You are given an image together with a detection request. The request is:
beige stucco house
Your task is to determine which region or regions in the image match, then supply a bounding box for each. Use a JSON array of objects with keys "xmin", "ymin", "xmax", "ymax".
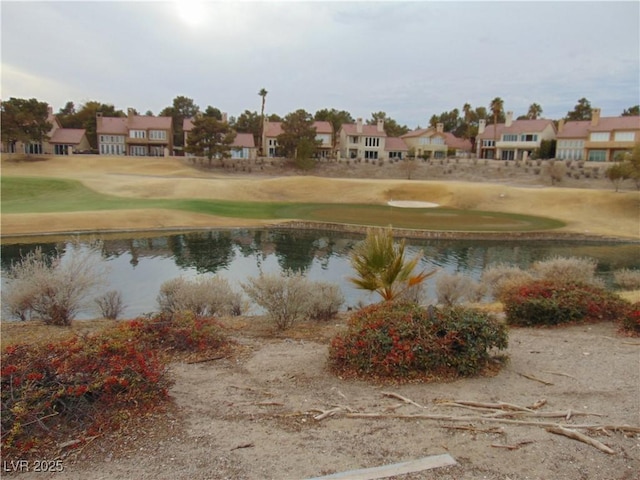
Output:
[
  {"xmin": 97, "ymin": 109, "xmax": 173, "ymax": 156},
  {"xmin": 476, "ymin": 112, "xmax": 556, "ymax": 160},
  {"xmin": 556, "ymin": 109, "xmax": 640, "ymax": 162},
  {"xmin": 262, "ymin": 119, "xmax": 334, "ymax": 158},
  {"xmin": 401, "ymin": 123, "xmax": 472, "ymax": 158},
  {"xmin": 183, "ymin": 115, "xmax": 257, "ymax": 160}
]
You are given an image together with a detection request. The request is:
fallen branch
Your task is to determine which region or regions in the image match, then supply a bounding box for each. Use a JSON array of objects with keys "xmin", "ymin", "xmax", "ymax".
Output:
[
  {"xmin": 382, "ymin": 391, "xmax": 426, "ymax": 409},
  {"xmin": 491, "ymin": 440, "xmax": 533, "ymax": 450},
  {"xmin": 187, "ymin": 355, "xmax": 227, "ymax": 364},
  {"xmin": 546, "ymin": 426, "xmax": 615, "ymax": 454},
  {"xmin": 517, "ymin": 372, "xmax": 554, "ymax": 385},
  {"xmin": 442, "ymin": 425, "xmax": 504, "ymax": 435},
  {"xmin": 542, "ymin": 370, "xmax": 577, "ymax": 380},
  {"xmin": 230, "ymin": 442, "xmax": 254, "ymax": 451},
  {"xmin": 439, "ymin": 400, "xmax": 534, "ymax": 413}
]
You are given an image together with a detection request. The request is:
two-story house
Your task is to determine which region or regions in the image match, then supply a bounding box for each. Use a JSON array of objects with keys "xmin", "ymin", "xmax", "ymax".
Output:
[
  {"xmin": 401, "ymin": 123, "xmax": 472, "ymax": 159},
  {"xmin": 477, "ymin": 112, "xmax": 556, "ymax": 160},
  {"xmin": 337, "ymin": 118, "xmax": 387, "ymax": 161},
  {"xmin": 183, "ymin": 115, "xmax": 257, "ymax": 160},
  {"xmin": 97, "ymin": 109, "xmax": 173, "ymax": 156},
  {"xmin": 262, "ymin": 119, "xmax": 334, "ymax": 158},
  {"xmin": 556, "ymin": 109, "xmax": 640, "ymax": 162}
]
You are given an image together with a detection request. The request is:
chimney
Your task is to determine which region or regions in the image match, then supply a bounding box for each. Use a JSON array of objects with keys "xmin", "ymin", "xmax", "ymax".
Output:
[
  {"xmin": 478, "ymin": 119, "xmax": 486, "ymax": 135},
  {"xmin": 222, "ymin": 112, "xmax": 228, "ymax": 123},
  {"xmin": 377, "ymin": 118, "xmax": 384, "ymax": 133},
  {"xmin": 591, "ymin": 108, "xmax": 601, "ymax": 127},
  {"xmin": 436, "ymin": 122, "xmax": 444, "ymax": 133},
  {"xmin": 505, "ymin": 111, "xmax": 513, "ymax": 127},
  {"xmin": 47, "ymin": 105, "xmax": 53, "ymax": 116},
  {"xmin": 356, "ymin": 118, "xmax": 363, "ymax": 134},
  {"xmin": 127, "ymin": 108, "xmax": 134, "ymax": 120},
  {"xmin": 558, "ymin": 118, "xmax": 565, "ymax": 134}
]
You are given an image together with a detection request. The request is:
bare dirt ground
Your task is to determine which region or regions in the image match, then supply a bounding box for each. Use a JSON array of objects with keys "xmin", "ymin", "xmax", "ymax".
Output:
[
  {"xmin": 1, "ymin": 155, "xmax": 639, "ymax": 240},
  {"xmin": 2, "ymin": 155, "xmax": 639, "ymax": 479},
  {"xmin": 8, "ymin": 318, "xmax": 640, "ymax": 480}
]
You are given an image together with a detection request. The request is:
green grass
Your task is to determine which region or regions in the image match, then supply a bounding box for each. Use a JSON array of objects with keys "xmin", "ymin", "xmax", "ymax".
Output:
[{"xmin": 1, "ymin": 176, "xmax": 565, "ymax": 232}]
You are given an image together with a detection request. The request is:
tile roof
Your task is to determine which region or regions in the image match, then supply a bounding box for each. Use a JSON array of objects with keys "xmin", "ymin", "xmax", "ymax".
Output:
[
  {"xmin": 401, "ymin": 127, "xmax": 430, "ymax": 139},
  {"xmin": 341, "ymin": 123, "xmax": 387, "ymax": 137},
  {"xmin": 478, "ymin": 119, "xmax": 554, "ymax": 139},
  {"xmin": 97, "ymin": 116, "xmax": 128, "ymax": 135},
  {"xmin": 384, "ymin": 137, "xmax": 408, "ymax": 152},
  {"xmin": 313, "ymin": 121, "xmax": 333, "ymax": 134},
  {"xmin": 233, "ymin": 132, "xmax": 255, "ymax": 149},
  {"xmin": 264, "ymin": 121, "xmax": 283, "ymax": 137},
  {"xmin": 49, "ymin": 128, "xmax": 87, "ymax": 144},
  {"xmin": 589, "ymin": 116, "xmax": 640, "ymax": 131},
  {"xmin": 443, "ymin": 132, "xmax": 472, "ymax": 151},
  {"xmin": 128, "ymin": 115, "xmax": 172, "ymax": 130}
]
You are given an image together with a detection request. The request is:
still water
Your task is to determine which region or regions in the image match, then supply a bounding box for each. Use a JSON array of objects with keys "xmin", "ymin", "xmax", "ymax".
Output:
[{"xmin": 1, "ymin": 228, "xmax": 638, "ymax": 320}]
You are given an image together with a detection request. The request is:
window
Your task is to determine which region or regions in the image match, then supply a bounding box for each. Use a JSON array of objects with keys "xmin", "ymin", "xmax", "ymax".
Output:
[
  {"xmin": 364, "ymin": 150, "xmax": 378, "ymax": 159},
  {"xmin": 130, "ymin": 130, "xmax": 146, "ymax": 139},
  {"xmin": 503, "ymin": 134, "xmax": 518, "ymax": 141},
  {"xmin": 419, "ymin": 138, "xmax": 430, "ymax": 145},
  {"xmin": 149, "ymin": 130, "xmax": 166, "ymax": 140},
  {"xmin": 482, "ymin": 140, "xmax": 495, "ymax": 147},
  {"xmin": 590, "ymin": 132, "xmax": 609, "ymax": 142},
  {"xmin": 130, "ymin": 146, "xmax": 147, "ymax": 156},
  {"xmin": 614, "ymin": 131, "xmax": 635, "ymax": 142},
  {"xmin": 501, "ymin": 150, "xmax": 515, "ymax": 160},
  {"xmin": 520, "ymin": 134, "xmax": 538, "ymax": 142},
  {"xmin": 431, "ymin": 137, "xmax": 444, "ymax": 145},
  {"xmin": 349, "ymin": 136, "xmax": 359, "ymax": 144},
  {"xmin": 588, "ymin": 150, "xmax": 606, "ymax": 162},
  {"xmin": 364, "ymin": 137, "xmax": 380, "ymax": 147}
]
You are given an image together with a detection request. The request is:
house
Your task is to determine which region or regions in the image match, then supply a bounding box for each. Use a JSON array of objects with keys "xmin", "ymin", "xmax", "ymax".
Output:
[
  {"xmin": 2, "ymin": 106, "xmax": 90, "ymax": 155},
  {"xmin": 476, "ymin": 112, "xmax": 556, "ymax": 160},
  {"xmin": 262, "ymin": 119, "xmax": 334, "ymax": 158},
  {"xmin": 183, "ymin": 115, "xmax": 257, "ymax": 160},
  {"xmin": 337, "ymin": 118, "xmax": 387, "ymax": 161},
  {"xmin": 385, "ymin": 137, "xmax": 409, "ymax": 160},
  {"xmin": 97, "ymin": 109, "xmax": 173, "ymax": 156},
  {"xmin": 401, "ymin": 123, "xmax": 472, "ymax": 159},
  {"xmin": 556, "ymin": 109, "xmax": 640, "ymax": 162}
]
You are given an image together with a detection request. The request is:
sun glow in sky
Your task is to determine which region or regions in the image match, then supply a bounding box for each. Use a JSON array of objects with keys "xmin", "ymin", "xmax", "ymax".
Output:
[{"xmin": 175, "ymin": 1, "xmax": 208, "ymax": 27}]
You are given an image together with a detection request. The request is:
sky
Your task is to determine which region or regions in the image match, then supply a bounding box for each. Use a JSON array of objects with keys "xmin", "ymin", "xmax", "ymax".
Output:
[{"xmin": 1, "ymin": 0, "xmax": 639, "ymax": 128}]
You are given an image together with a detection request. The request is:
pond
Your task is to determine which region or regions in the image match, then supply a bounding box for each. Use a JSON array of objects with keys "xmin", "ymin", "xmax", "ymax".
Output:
[{"xmin": 1, "ymin": 228, "xmax": 639, "ymax": 320}]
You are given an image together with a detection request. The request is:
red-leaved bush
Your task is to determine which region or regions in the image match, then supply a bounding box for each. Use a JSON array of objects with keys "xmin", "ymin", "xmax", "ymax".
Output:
[{"xmin": 1, "ymin": 312, "xmax": 230, "ymax": 461}]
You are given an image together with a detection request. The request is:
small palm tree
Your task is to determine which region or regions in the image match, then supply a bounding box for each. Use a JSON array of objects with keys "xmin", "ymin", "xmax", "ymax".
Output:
[
  {"xmin": 490, "ymin": 97, "xmax": 503, "ymax": 159},
  {"xmin": 527, "ymin": 103, "xmax": 543, "ymax": 120},
  {"xmin": 348, "ymin": 227, "xmax": 435, "ymax": 302}
]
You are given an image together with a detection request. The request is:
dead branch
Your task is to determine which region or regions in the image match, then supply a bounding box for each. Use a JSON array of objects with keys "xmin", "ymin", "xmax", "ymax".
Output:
[
  {"xmin": 442, "ymin": 425, "xmax": 504, "ymax": 435},
  {"xmin": 187, "ymin": 355, "xmax": 227, "ymax": 364},
  {"xmin": 382, "ymin": 391, "xmax": 426, "ymax": 409},
  {"xmin": 546, "ymin": 426, "xmax": 615, "ymax": 454},
  {"xmin": 491, "ymin": 441, "xmax": 533, "ymax": 450},
  {"xmin": 230, "ymin": 442, "xmax": 254, "ymax": 451},
  {"xmin": 517, "ymin": 372, "xmax": 554, "ymax": 385},
  {"xmin": 542, "ymin": 370, "xmax": 577, "ymax": 380},
  {"xmin": 529, "ymin": 398, "xmax": 547, "ymax": 410},
  {"xmin": 314, "ymin": 407, "xmax": 347, "ymax": 421},
  {"xmin": 439, "ymin": 400, "xmax": 534, "ymax": 412}
]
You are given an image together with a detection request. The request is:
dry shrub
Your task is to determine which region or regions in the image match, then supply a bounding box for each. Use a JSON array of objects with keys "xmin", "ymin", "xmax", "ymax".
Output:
[
  {"xmin": 435, "ymin": 272, "xmax": 485, "ymax": 306},
  {"xmin": 531, "ymin": 256, "xmax": 602, "ymax": 287},
  {"xmin": 305, "ymin": 282, "xmax": 345, "ymax": 321},
  {"xmin": 158, "ymin": 276, "xmax": 245, "ymax": 317},
  {"xmin": 613, "ymin": 269, "xmax": 640, "ymax": 291},
  {"xmin": 481, "ymin": 263, "xmax": 534, "ymax": 301},
  {"xmin": 95, "ymin": 290, "xmax": 125, "ymax": 320}
]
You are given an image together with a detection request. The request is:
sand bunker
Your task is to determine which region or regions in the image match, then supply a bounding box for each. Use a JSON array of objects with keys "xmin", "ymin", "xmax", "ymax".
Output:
[{"xmin": 387, "ymin": 200, "xmax": 440, "ymax": 208}]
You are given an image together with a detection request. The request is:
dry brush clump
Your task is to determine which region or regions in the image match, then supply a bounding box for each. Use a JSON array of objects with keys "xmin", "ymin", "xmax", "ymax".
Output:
[
  {"xmin": 157, "ymin": 275, "xmax": 246, "ymax": 317},
  {"xmin": 613, "ymin": 268, "xmax": 640, "ymax": 291},
  {"xmin": 435, "ymin": 272, "xmax": 486, "ymax": 306},
  {"xmin": 1, "ymin": 242, "xmax": 108, "ymax": 325}
]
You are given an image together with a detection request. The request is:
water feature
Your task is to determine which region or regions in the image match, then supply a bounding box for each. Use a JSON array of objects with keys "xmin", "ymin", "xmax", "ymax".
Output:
[{"xmin": 1, "ymin": 228, "xmax": 638, "ymax": 320}]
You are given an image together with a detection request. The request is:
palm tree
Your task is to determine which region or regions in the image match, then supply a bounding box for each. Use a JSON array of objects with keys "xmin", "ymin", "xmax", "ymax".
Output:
[
  {"xmin": 490, "ymin": 97, "xmax": 504, "ymax": 159},
  {"xmin": 258, "ymin": 88, "xmax": 268, "ymax": 156},
  {"xmin": 462, "ymin": 102, "xmax": 472, "ymax": 139},
  {"xmin": 348, "ymin": 227, "xmax": 436, "ymax": 302},
  {"xmin": 527, "ymin": 103, "xmax": 543, "ymax": 120}
]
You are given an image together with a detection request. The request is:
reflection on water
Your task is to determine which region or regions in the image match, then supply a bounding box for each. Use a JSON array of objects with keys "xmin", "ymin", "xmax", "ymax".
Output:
[{"xmin": 2, "ymin": 229, "xmax": 639, "ymax": 320}]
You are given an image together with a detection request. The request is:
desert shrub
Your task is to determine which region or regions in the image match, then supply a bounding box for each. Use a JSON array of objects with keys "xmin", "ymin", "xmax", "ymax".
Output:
[
  {"xmin": 241, "ymin": 270, "xmax": 312, "ymax": 329},
  {"xmin": 95, "ymin": 290, "xmax": 125, "ymax": 320},
  {"xmin": 157, "ymin": 275, "xmax": 245, "ymax": 317},
  {"xmin": 531, "ymin": 256, "xmax": 601, "ymax": 287},
  {"xmin": 620, "ymin": 302, "xmax": 640, "ymax": 336},
  {"xmin": 481, "ymin": 264, "xmax": 534, "ymax": 301},
  {"xmin": 329, "ymin": 302, "xmax": 508, "ymax": 380},
  {"xmin": 1, "ymin": 312, "xmax": 229, "ymax": 461},
  {"xmin": 613, "ymin": 268, "xmax": 640, "ymax": 290},
  {"xmin": 305, "ymin": 282, "xmax": 345, "ymax": 321},
  {"xmin": 1, "ymin": 243, "xmax": 107, "ymax": 325},
  {"xmin": 502, "ymin": 280, "xmax": 631, "ymax": 327},
  {"xmin": 435, "ymin": 272, "xmax": 484, "ymax": 306}
]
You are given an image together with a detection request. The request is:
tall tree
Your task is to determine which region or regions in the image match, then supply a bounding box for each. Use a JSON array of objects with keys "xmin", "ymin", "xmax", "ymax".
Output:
[
  {"xmin": 1, "ymin": 97, "xmax": 52, "ymax": 152},
  {"xmin": 489, "ymin": 97, "xmax": 504, "ymax": 159},
  {"xmin": 203, "ymin": 106, "xmax": 222, "ymax": 120},
  {"xmin": 258, "ymin": 88, "xmax": 268, "ymax": 156},
  {"xmin": 185, "ymin": 116, "xmax": 236, "ymax": 166},
  {"xmin": 366, "ymin": 111, "xmax": 409, "ymax": 137},
  {"xmin": 565, "ymin": 97, "xmax": 592, "ymax": 121},
  {"xmin": 160, "ymin": 95, "xmax": 200, "ymax": 150},
  {"xmin": 231, "ymin": 110, "xmax": 262, "ymax": 147},
  {"xmin": 621, "ymin": 105, "xmax": 640, "ymax": 116},
  {"xmin": 278, "ymin": 109, "xmax": 319, "ymax": 169},
  {"xmin": 527, "ymin": 103, "xmax": 543, "ymax": 119}
]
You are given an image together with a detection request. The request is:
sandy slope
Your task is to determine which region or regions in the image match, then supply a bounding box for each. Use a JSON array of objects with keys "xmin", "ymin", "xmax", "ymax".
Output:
[{"xmin": 2, "ymin": 155, "xmax": 639, "ymax": 239}]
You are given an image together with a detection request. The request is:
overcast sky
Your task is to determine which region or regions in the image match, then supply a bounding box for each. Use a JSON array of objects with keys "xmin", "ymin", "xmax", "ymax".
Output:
[{"xmin": 2, "ymin": 1, "xmax": 639, "ymax": 128}]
